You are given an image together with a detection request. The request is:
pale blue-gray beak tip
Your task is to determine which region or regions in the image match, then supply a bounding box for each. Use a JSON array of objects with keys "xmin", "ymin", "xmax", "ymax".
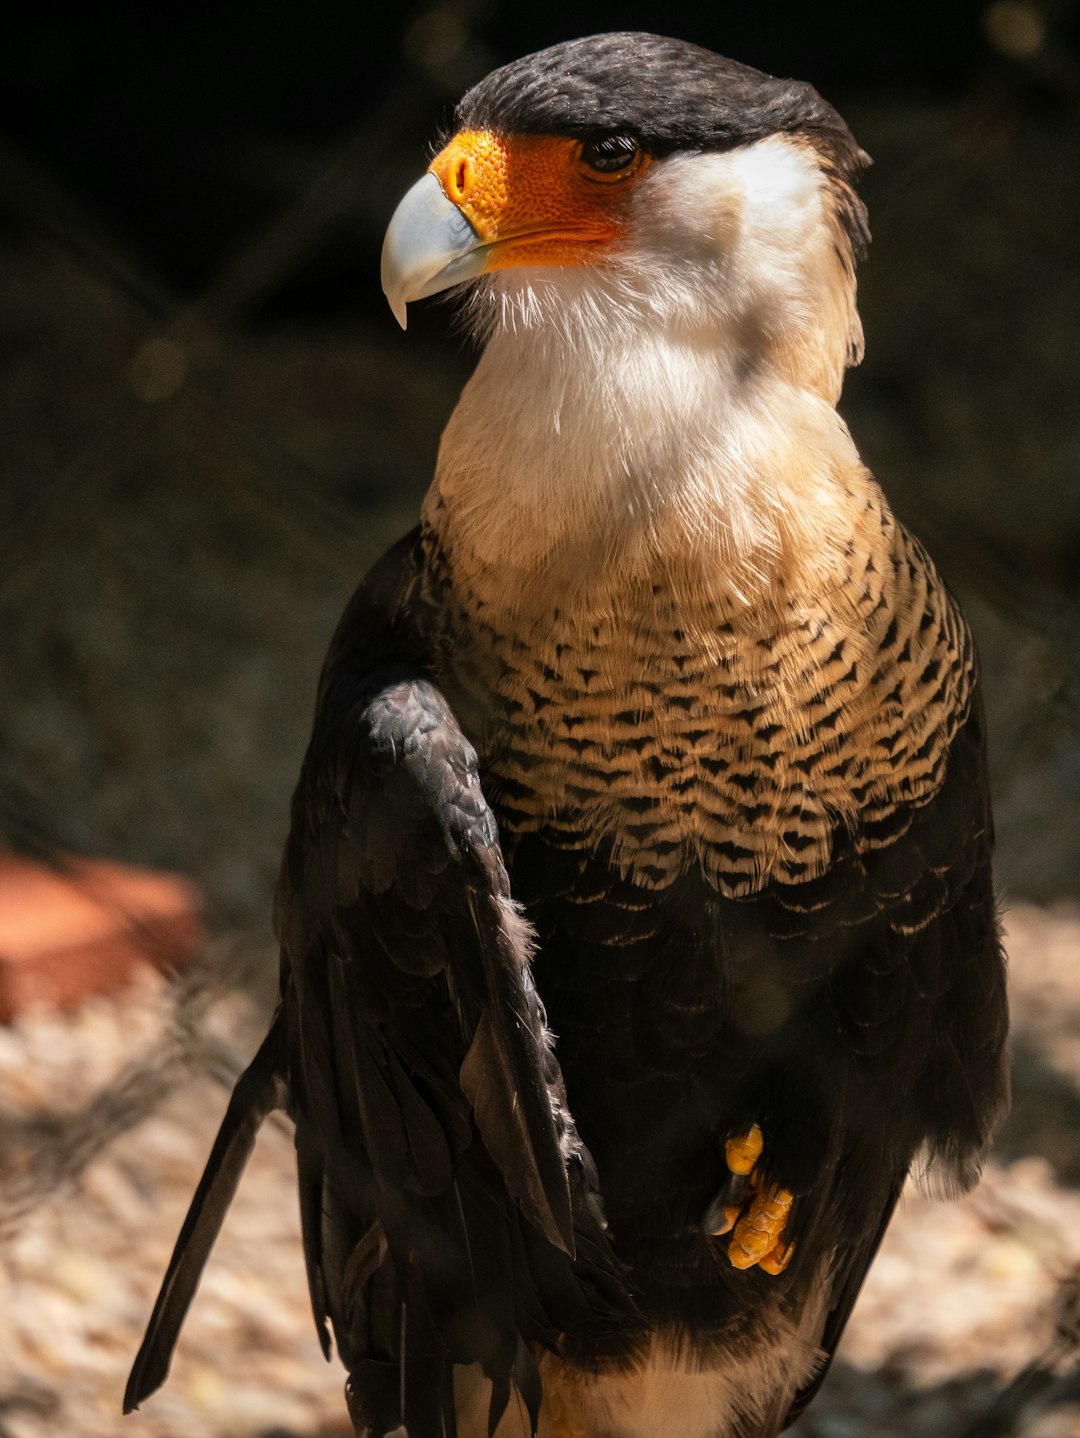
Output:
[{"xmin": 380, "ymin": 172, "xmax": 487, "ymax": 331}]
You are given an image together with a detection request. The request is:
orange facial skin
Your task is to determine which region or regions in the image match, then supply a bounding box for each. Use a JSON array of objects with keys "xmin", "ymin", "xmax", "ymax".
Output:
[{"xmin": 427, "ymin": 129, "xmax": 650, "ymax": 271}]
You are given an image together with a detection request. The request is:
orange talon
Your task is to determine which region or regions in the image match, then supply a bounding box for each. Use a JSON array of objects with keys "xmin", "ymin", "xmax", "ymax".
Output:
[
  {"xmin": 725, "ymin": 1124, "xmax": 764, "ymax": 1176},
  {"xmin": 759, "ymin": 1240, "xmax": 796, "ymax": 1276},
  {"xmin": 712, "ymin": 1123, "xmax": 798, "ymax": 1273},
  {"xmin": 728, "ymin": 1186, "xmax": 794, "ymax": 1270}
]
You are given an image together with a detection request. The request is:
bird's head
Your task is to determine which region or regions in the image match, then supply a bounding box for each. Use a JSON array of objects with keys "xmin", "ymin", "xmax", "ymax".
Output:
[{"xmin": 382, "ymin": 33, "xmax": 870, "ymax": 401}]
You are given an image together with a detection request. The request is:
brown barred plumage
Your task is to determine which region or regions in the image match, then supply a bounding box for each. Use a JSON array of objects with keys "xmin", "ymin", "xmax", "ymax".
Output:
[{"xmin": 418, "ymin": 483, "xmax": 975, "ymax": 900}]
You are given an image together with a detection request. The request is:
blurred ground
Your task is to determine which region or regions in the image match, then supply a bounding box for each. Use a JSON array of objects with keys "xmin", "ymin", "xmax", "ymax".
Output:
[{"xmin": 1, "ymin": 19, "xmax": 1079, "ymax": 1438}]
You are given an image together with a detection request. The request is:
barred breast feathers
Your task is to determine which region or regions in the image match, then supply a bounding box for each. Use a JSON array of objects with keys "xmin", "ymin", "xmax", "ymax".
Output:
[{"xmin": 419, "ymin": 509, "xmax": 974, "ymax": 896}]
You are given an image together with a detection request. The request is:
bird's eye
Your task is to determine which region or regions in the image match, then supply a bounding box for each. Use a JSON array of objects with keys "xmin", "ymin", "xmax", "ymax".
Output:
[{"xmin": 580, "ymin": 134, "xmax": 640, "ymax": 176}]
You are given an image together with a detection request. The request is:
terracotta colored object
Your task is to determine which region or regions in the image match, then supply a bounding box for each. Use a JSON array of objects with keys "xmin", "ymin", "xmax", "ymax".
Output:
[{"xmin": 0, "ymin": 851, "xmax": 202, "ymax": 1021}]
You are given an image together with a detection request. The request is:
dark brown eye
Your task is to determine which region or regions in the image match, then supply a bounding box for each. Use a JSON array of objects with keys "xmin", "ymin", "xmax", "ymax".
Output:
[{"xmin": 581, "ymin": 134, "xmax": 640, "ymax": 174}]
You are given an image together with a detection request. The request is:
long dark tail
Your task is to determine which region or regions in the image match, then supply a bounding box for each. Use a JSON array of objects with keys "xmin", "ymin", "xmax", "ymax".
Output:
[{"xmin": 124, "ymin": 1013, "xmax": 286, "ymax": 1414}]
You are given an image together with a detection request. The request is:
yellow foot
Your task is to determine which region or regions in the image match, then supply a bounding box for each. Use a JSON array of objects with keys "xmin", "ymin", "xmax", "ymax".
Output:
[
  {"xmin": 725, "ymin": 1124, "xmax": 764, "ymax": 1176},
  {"xmin": 728, "ymin": 1186, "xmax": 794, "ymax": 1270},
  {"xmin": 706, "ymin": 1124, "xmax": 761, "ymax": 1236},
  {"xmin": 709, "ymin": 1124, "xmax": 796, "ymax": 1275}
]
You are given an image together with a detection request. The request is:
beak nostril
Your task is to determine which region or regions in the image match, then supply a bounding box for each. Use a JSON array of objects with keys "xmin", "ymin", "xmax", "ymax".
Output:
[{"xmin": 453, "ymin": 158, "xmax": 470, "ymax": 201}]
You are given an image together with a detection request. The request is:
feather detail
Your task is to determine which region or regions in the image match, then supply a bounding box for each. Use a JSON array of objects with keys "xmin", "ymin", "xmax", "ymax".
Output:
[{"xmin": 460, "ymin": 887, "xmax": 574, "ymax": 1255}]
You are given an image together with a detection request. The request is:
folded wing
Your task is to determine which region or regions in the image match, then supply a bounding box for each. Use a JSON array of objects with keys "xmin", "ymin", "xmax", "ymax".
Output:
[{"xmin": 127, "ymin": 555, "xmax": 637, "ymax": 1435}]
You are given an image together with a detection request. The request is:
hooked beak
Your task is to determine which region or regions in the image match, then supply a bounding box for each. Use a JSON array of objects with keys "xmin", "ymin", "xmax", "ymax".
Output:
[{"xmin": 380, "ymin": 173, "xmax": 488, "ymax": 330}]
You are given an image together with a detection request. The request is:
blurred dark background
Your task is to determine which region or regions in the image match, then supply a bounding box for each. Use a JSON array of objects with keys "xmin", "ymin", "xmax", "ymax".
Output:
[{"xmin": 2, "ymin": 5, "xmax": 1080, "ymax": 1437}]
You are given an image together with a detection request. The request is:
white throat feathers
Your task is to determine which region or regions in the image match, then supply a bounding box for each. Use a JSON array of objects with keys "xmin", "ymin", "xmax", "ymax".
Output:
[{"xmin": 424, "ymin": 134, "xmax": 871, "ymax": 613}]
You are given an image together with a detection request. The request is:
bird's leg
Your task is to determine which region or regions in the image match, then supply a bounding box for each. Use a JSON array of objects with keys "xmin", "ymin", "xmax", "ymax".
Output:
[{"xmin": 705, "ymin": 1124, "xmax": 796, "ymax": 1275}]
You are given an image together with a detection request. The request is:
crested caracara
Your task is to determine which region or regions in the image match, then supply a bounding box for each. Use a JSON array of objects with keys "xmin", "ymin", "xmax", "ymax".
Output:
[{"xmin": 127, "ymin": 32, "xmax": 1009, "ymax": 1438}]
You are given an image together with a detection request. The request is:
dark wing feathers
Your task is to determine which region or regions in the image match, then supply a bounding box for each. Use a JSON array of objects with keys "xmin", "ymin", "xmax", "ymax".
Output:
[
  {"xmin": 289, "ymin": 664, "xmax": 575, "ymax": 1233},
  {"xmin": 770, "ymin": 698, "xmax": 1007, "ymax": 1423},
  {"xmin": 127, "ymin": 538, "xmax": 637, "ymax": 1436},
  {"xmin": 278, "ymin": 661, "xmax": 635, "ymax": 1434},
  {"xmin": 459, "ymin": 875, "xmax": 576, "ymax": 1252},
  {"xmin": 295, "ymin": 1126, "xmax": 332, "ymax": 1358}
]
